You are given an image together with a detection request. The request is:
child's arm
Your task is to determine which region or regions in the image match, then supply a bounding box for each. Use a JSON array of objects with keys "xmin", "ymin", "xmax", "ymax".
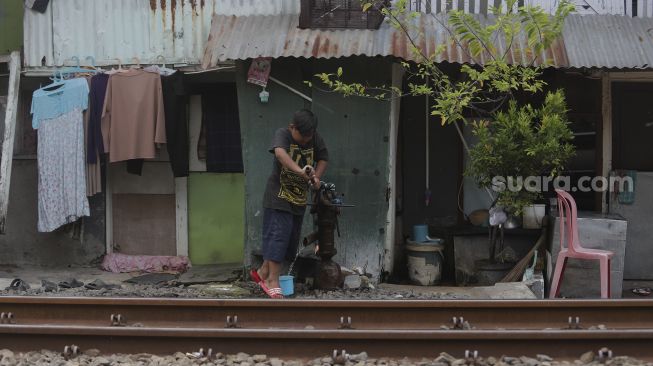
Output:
[{"xmin": 274, "ymin": 147, "xmax": 310, "ymax": 180}]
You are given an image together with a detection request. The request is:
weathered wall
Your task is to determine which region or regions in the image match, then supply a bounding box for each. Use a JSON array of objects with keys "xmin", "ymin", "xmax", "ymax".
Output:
[
  {"xmin": 236, "ymin": 57, "xmax": 392, "ymax": 278},
  {"xmin": 0, "ymin": 0, "xmax": 23, "ymax": 54},
  {"xmin": 0, "ymin": 160, "xmax": 105, "ymax": 267},
  {"xmin": 611, "ymin": 172, "xmax": 653, "ymax": 280}
]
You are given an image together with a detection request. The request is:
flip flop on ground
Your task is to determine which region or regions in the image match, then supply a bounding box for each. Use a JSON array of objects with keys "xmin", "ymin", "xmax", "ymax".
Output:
[
  {"xmin": 5, "ymin": 278, "xmax": 30, "ymax": 291},
  {"xmin": 58, "ymin": 278, "xmax": 84, "ymax": 289},
  {"xmin": 84, "ymin": 279, "xmax": 121, "ymax": 290},
  {"xmin": 632, "ymin": 287, "xmax": 652, "ymax": 296},
  {"xmin": 40, "ymin": 280, "xmax": 57, "ymax": 292}
]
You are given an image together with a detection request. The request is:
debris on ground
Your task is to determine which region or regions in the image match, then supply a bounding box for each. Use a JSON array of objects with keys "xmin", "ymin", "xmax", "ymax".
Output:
[{"xmin": 0, "ymin": 349, "xmax": 651, "ymax": 366}]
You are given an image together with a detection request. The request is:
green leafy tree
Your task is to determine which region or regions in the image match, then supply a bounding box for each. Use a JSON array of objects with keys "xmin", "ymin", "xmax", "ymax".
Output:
[{"xmin": 313, "ymin": 0, "xmax": 576, "ymax": 213}]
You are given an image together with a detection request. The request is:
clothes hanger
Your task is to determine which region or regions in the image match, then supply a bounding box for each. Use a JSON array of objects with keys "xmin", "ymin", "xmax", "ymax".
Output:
[
  {"xmin": 130, "ymin": 57, "xmax": 141, "ymax": 69},
  {"xmin": 155, "ymin": 54, "xmax": 176, "ymax": 75},
  {"xmin": 58, "ymin": 56, "xmax": 98, "ymax": 78},
  {"xmin": 106, "ymin": 58, "xmax": 127, "ymax": 74}
]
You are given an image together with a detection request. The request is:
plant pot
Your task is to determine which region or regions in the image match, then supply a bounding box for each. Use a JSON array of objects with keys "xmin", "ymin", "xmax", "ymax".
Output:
[{"xmin": 522, "ymin": 204, "xmax": 545, "ymax": 229}]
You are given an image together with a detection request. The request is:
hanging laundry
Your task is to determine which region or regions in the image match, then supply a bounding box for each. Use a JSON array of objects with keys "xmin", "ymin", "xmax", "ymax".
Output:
[
  {"xmin": 101, "ymin": 69, "xmax": 166, "ymax": 163},
  {"xmin": 83, "ymin": 77, "xmax": 102, "ymax": 196},
  {"xmin": 162, "ymin": 71, "xmax": 189, "ymax": 177},
  {"xmin": 88, "ymin": 73, "xmax": 108, "ymax": 164},
  {"xmin": 31, "ymin": 78, "xmax": 90, "ymax": 232}
]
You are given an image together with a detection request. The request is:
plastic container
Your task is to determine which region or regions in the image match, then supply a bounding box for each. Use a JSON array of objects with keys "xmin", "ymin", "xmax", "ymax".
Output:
[
  {"xmin": 412, "ymin": 224, "xmax": 429, "ymax": 242},
  {"xmin": 279, "ymin": 275, "xmax": 294, "ymax": 296},
  {"xmin": 523, "ymin": 204, "xmax": 546, "ymax": 229},
  {"xmin": 406, "ymin": 239, "xmax": 444, "ymax": 286}
]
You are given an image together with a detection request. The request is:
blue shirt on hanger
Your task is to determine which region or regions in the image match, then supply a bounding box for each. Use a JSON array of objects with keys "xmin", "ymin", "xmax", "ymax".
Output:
[{"xmin": 31, "ymin": 78, "xmax": 89, "ymax": 129}]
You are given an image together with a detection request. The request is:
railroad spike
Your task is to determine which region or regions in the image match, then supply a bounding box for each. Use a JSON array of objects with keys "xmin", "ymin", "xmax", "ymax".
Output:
[
  {"xmin": 0, "ymin": 312, "xmax": 14, "ymax": 324},
  {"xmin": 225, "ymin": 315, "xmax": 240, "ymax": 328},
  {"xmin": 110, "ymin": 313, "xmax": 126, "ymax": 326},
  {"xmin": 568, "ymin": 316, "xmax": 581, "ymax": 329},
  {"xmin": 597, "ymin": 347, "xmax": 613, "ymax": 361},
  {"xmin": 339, "ymin": 316, "xmax": 353, "ymax": 329},
  {"xmin": 465, "ymin": 350, "xmax": 480, "ymax": 364}
]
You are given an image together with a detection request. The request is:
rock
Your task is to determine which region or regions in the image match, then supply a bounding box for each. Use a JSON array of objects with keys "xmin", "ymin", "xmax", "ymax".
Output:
[
  {"xmin": 91, "ymin": 357, "xmax": 111, "ymax": 366},
  {"xmin": 240, "ymin": 362, "xmax": 251, "ymax": 366},
  {"xmin": 252, "ymin": 355, "xmax": 266, "ymax": 362},
  {"xmin": 536, "ymin": 354, "xmax": 553, "ymax": 362},
  {"xmin": 305, "ymin": 325, "xmax": 315, "ymax": 330},
  {"xmin": 83, "ymin": 349, "xmax": 101, "ymax": 357},
  {"xmin": 270, "ymin": 358, "xmax": 283, "ymax": 366},
  {"xmin": 322, "ymin": 357, "xmax": 333, "ymax": 363},
  {"xmin": 0, "ymin": 349, "xmax": 16, "ymax": 366},
  {"xmin": 519, "ymin": 356, "xmax": 540, "ymax": 366},
  {"xmin": 189, "ymin": 284, "xmax": 250, "ymax": 297},
  {"xmin": 435, "ymin": 352, "xmax": 456, "ymax": 364},
  {"xmin": 579, "ymin": 351, "xmax": 594, "ymax": 364},
  {"xmin": 349, "ymin": 352, "xmax": 368, "ymax": 362},
  {"xmin": 236, "ymin": 353, "xmax": 250, "ymax": 362},
  {"xmin": 344, "ymin": 275, "xmax": 362, "ymax": 290},
  {"xmin": 502, "ymin": 356, "xmax": 518, "ymax": 364},
  {"xmin": 598, "ymin": 324, "xmax": 607, "ymax": 330}
]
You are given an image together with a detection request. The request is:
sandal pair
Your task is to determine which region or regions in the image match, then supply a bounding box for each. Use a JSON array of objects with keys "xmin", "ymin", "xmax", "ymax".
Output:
[{"xmin": 250, "ymin": 269, "xmax": 284, "ymax": 299}]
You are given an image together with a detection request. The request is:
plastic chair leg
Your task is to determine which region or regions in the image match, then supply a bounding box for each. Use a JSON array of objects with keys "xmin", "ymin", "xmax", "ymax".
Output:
[
  {"xmin": 549, "ymin": 253, "xmax": 568, "ymax": 299},
  {"xmin": 600, "ymin": 257, "xmax": 611, "ymax": 299}
]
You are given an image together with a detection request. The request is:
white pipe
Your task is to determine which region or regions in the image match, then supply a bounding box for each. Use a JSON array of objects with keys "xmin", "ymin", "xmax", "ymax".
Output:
[{"xmin": 269, "ymin": 76, "xmax": 312, "ymax": 102}]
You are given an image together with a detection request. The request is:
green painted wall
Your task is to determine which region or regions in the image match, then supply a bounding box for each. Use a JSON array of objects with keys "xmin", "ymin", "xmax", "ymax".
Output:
[
  {"xmin": 0, "ymin": 0, "xmax": 23, "ymax": 54},
  {"xmin": 188, "ymin": 173, "xmax": 245, "ymax": 265},
  {"xmin": 236, "ymin": 57, "xmax": 392, "ymax": 278}
]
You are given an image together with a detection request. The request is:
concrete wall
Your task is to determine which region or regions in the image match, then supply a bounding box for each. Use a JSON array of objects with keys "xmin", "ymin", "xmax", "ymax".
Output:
[
  {"xmin": 236, "ymin": 57, "xmax": 392, "ymax": 279},
  {"xmin": 0, "ymin": 160, "xmax": 105, "ymax": 266},
  {"xmin": 611, "ymin": 172, "xmax": 653, "ymax": 280}
]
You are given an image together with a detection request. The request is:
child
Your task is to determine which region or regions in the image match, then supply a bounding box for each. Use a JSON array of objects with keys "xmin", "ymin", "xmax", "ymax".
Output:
[{"xmin": 251, "ymin": 109, "xmax": 328, "ymax": 298}]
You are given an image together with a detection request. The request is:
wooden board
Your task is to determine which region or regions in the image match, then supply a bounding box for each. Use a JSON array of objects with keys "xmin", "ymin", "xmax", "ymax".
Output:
[
  {"xmin": 112, "ymin": 194, "xmax": 177, "ymax": 256},
  {"xmin": 0, "ymin": 52, "xmax": 21, "ymax": 233}
]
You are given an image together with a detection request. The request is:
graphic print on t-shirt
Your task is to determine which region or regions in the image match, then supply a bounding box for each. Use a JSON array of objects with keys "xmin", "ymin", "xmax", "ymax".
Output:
[{"xmin": 278, "ymin": 144, "xmax": 314, "ymax": 206}]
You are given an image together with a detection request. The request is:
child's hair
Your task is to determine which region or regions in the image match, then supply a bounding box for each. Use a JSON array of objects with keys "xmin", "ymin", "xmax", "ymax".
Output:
[{"xmin": 292, "ymin": 109, "xmax": 318, "ymax": 136}]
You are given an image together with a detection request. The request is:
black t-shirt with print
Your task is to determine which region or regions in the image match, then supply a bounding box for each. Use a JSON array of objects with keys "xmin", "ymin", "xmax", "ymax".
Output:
[{"xmin": 263, "ymin": 128, "xmax": 329, "ymax": 215}]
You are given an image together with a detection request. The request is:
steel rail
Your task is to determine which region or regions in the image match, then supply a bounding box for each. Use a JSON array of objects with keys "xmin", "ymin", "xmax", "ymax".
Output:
[
  {"xmin": 1, "ymin": 297, "xmax": 652, "ymax": 330},
  {"xmin": 2, "ymin": 326, "xmax": 653, "ymax": 359},
  {"xmin": 1, "ymin": 297, "xmax": 653, "ymax": 360}
]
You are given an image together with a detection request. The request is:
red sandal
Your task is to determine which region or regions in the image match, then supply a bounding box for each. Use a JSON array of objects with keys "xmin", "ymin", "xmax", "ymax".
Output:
[{"xmin": 250, "ymin": 269, "xmax": 284, "ymax": 299}]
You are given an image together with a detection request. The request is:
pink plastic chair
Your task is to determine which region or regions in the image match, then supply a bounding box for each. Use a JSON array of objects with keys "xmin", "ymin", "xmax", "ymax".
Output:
[{"xmin": 549, "ymin": 189, "xmax": 614, "ymax": 299}]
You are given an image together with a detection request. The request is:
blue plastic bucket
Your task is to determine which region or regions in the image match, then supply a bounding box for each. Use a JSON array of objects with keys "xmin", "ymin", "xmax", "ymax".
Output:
[
  {"xmin": 279, "ymin": 275, "xmax": 294, "ymax": 296},
  {"xmin": 413, "ymin": 224, "xmax": 429, "ymax": 242}
]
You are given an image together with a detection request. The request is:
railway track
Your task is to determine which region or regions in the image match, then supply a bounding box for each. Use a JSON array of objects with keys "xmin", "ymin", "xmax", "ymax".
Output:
[{"xmin": 1, "ymin": 297, "xmax": 652, "ymax": 360}]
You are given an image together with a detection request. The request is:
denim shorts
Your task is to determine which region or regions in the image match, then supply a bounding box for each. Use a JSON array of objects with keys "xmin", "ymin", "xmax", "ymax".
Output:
[{"xmin": 262, "ymin": 208, "xmax": 304, "ymax": 262}]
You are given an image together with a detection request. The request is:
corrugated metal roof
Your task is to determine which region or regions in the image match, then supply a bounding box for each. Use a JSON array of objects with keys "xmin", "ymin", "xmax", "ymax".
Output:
[
  {"xmin": 23, "ymin": 0, "xmax": 300, "ymax": 68},
  {"xmin": 202, "ymin": 13, "xmax": 653, "ymax": 70},
  {"xmin": 563, "ymin": 15, "xmax": 653, "ymax": 69},
  {"xmin": 202, "ymin": 13, "xmax": 567, "ymax": 68}
]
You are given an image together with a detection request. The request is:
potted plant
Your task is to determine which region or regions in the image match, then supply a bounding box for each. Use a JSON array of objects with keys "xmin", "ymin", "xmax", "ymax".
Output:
[{"xmin": 466, "ymin": 90, "xmax": 576, "ymax": 227}]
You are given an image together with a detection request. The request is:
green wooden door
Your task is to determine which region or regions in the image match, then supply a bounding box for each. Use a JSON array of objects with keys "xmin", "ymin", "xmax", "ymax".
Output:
[{"xmin": 188, "ymin": 173, "xmax": 245, "ymax": 265}]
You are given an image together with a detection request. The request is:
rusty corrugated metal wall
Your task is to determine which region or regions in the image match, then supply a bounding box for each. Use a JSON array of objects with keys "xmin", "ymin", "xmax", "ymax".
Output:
[{"xmin": 23, "ymin": 0, "xmax": 299, "ymax": 68}]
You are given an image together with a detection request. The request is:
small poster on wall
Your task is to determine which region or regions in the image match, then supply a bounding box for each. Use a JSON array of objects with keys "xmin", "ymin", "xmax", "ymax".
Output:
[{"xmin": 247, "ymin": 58, "xmax": 272, "ymax": 87}]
